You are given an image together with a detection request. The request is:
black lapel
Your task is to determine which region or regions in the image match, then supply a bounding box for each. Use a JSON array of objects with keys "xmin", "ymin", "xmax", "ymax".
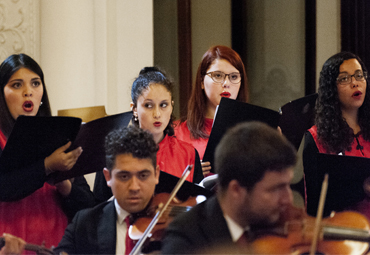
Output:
[
  {"xmin": 200, "ymin": 196, "xmax": 232, "ymax": 244},
  {"xmin": 97, "ymin": 201, "xmax": 117, "ymax": 254}
]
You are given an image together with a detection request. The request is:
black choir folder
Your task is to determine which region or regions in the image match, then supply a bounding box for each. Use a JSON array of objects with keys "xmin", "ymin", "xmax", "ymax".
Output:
[
  {"xmin": 202, "ymin": 94, "xmax": 318, "ymax": 171},
  {"xmin": 306, "ymin": 153, "xmax": 370, "ymax": 217},
  {"xmin": 0, "ymin": 111, "xmax": 132, "ymax": 183},
  {"xmin": 155, "ymin": 171, "xmax": 213, "ymax": 200}
]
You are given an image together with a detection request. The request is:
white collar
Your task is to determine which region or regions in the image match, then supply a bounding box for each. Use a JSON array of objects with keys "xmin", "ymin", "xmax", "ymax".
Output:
[
  {"xmin": 223, "ymin": 213, "xmax": 250, "ymax": 242},
  {"xmin": 114, "ymin": 199, "xmax": 131, "ymax": 225}
]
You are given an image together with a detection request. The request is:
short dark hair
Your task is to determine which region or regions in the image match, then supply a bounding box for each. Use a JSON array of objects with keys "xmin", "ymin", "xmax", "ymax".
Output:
[
  {"xmin": 215, "ymin": 121, "xmax": 297, "ymax": 191},
  {"xmin": 0, "ymin": 54, "xmax": 51, "ymax": 137},
  {"xmin": 131, "ymin": 66, "xmax": 175, "ymax": 136},
  {"xmin": 105, "ymin": 125, "xmax": 159, "ymax": 171}
]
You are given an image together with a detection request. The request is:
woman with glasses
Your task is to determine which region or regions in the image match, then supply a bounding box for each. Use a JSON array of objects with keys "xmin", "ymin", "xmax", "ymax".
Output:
[
  {"xmin": 303, "ymin": 52, "xmax": 370, "ymax": 216},
  {"xmin": 174, "ymin": 45, "xmax": 248, "ymax": 176}
]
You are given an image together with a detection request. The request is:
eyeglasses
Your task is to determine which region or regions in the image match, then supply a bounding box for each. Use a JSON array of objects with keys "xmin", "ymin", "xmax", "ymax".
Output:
[
  {"xmin": 205, "ymin": 71, "xmax": 242, "ymax": 84},
  {"xmin": 336, "ymin": 70, "xmax": 368, "ymax": 85}
]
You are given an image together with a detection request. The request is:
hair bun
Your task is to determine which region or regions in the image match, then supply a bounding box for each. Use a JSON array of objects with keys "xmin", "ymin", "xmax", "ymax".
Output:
[{"xmin": 139, "ymin": 66, "xmax": 160, "ymax": 75}]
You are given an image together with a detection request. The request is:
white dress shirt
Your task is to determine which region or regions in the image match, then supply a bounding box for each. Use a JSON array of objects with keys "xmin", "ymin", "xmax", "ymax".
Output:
[
  {"xmin": 223, "ymin": 213, "xmax": 250, "ymax": 242},
  {"xmin": 114, "ymin": 199, "xmax": 131, "ymax": 255}
]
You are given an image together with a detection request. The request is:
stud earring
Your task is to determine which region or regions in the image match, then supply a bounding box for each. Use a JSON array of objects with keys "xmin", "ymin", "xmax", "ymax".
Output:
[
  {"xmin": 40, "ymin": 101, "xmax": 43, "ymax": 106},
  {"xmin": 134, "ymin": 116, "xmax": 138, "ymax": 121}
]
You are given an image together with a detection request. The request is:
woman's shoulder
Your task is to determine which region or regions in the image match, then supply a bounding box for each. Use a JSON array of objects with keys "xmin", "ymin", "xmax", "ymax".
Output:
[
  {"xmin": 306, "ymin": 125, "xmax": 320, "ymax": 145},
  {"xmin": 173, "ymin": 120, "xmax": 191, "ymax": 140},
  {"xmin": 307, "ymin": 125, "xmax": 317, "ymax": 137},
  {"xmin": 204, "ymin": 118, "xmax": 213, "ymax": 133},
  {"xmin": 173, "ymin": 119, "xmax": 188, "ymax": 131},
  {"xmin": 162, "ymin": 134, "xmax": 195, "ymax": 153},
  {"xmin": 306, "ymin": 125, "xmax": 329, "ymax": 153},
  {"xmin": 204, "ymin": 118, "xmax": 214, "ymax": 125}
]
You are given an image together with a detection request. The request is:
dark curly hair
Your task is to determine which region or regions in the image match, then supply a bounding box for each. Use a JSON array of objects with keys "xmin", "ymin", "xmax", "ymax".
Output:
[
  {"xmin": 131, "ymin": 66, "xmax": 175, "ymax": 136},
  {"xmin": 105, "ymin": 125, "xmax": 159, "ymax": 171},
  {"xmin": 316, "ymin": 51, "xmax": 370, "ymax": 153},
  {"xmin": 0, "ymin": 54, "xmax": 52, "ymax": 137}
]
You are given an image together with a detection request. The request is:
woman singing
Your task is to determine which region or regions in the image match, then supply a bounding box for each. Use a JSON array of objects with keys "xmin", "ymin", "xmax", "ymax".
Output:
[
  {"xmin": 0, "ymin": 54, "xmax": 93, "ymax": 248},
  {"xmin": 303, "ymin": 51, "xmax": 370, "ymax": 217},
  {"xmin": 174, "ymin": 45, "xmax": 248, "ymax": 176}
]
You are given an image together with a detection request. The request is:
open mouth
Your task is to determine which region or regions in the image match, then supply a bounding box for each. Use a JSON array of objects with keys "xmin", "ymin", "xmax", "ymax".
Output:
[
  {"xmin": 352, "ymin": 91, "xmax": 362, "ymax": 97},
  {"xmin": 23, "ymin": 101, "xmax": 34, "ymax": 112},
  {"xmin": 220, "ymin": 92, "xmax": 231, "ymax": 98},
  {"xmin": 154, "ymin": 122, "xmax": 162, "ymax": 127}
]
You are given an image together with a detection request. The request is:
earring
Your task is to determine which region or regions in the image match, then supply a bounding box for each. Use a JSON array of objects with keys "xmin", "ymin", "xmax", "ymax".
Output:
[
  {"xmin": 134, "ymin": 116, "xmax": 138, "ymax": 121},
  {"xmin": 40, "ymin": 101, "xmax": 43, "ymax": 106}
]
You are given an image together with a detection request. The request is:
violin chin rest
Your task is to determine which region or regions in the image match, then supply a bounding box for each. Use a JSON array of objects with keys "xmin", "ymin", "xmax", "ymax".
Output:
[
  {"xmin": 196, "ymin": 195, "xmax": 207, "ymax": 204},
  {"xmin": 129, "ymin": 225, "xmax": 146, "ymax": 240}
]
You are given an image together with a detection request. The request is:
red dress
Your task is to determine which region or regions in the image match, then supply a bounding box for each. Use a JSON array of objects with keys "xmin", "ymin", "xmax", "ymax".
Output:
[
  {"xmin": 308, "ymin": 125, "xmax": 370, "ymax": 157},
  {"xmin": 174, "ymin": 118, "xmax": 213, "ymax": 160},
  {"xmin": 0, "ymin": 130, "xmax": 68, "ymax": 248},
  {"xmin": 157, "ymin": 134, "xmax": 199, "ymax": 182},
  {"xmin": 305, "ymin": 125, "xmax": 370, "ymax": 219}
]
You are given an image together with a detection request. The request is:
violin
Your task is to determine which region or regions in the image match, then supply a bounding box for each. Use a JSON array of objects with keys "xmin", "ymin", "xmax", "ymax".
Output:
[
  {"xmin": 129, "ymin": 165, "xmax": 195, "ymax": 255},
  {"xmin": 129, "ymin": 193, "xmax": 198, "ymax": 241},
  {"xmin": 250, "ymin": 206, "xmax": 370, "ymax": 254},
  {"xmin": 250, "ymin": 174, "xmax": 370, "ymax": 255},
  {"xmin": 0, "ymin": 237, "xmax": 56, "ymax": 255}
]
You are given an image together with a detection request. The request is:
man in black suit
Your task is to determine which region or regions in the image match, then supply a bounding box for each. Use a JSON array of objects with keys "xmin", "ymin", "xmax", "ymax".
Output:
[
  {"xmin": 161, "ymin": 121, "xmax": 297, "ymax": 254},
  {"xmin": 55, "ymin": 125, "xmax": 160, "ymax": 255}
]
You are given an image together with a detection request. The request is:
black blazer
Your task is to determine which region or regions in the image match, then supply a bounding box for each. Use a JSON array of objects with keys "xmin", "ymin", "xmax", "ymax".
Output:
[
  {"xmin": 161, "ymin": 196, "xmax": 233, "ymax": 254},
  {"xmin": 55, "ymin": 200, "xmax": 117, "ymax": 255}
]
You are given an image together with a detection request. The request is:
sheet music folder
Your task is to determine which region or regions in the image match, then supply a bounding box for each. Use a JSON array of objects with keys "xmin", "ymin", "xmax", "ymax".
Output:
[
  {"xmin": 202, "ymin": 94, "xmax": 317, "ymax": 172},
  {"xmin": 306, "ymin": 153, "xmax": 370, "ymax": 217},
  {"xmin": 0, "ymin": 116, "xmax": 82, "ymax": 171},
  {"xmin": 0, "ymin": 111, "xmax": 133, "ymax": 183},
  {"xmin": 278, "ymin": 93, "xmax": 318, "ymax": 149},
  {"xmin": 155, "ymin": 171, "xmax": 213, "ymax": 200}
]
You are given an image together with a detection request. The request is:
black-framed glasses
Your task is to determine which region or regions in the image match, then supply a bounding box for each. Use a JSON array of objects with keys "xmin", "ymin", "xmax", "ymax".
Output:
[
  {"xmin": 336, "ymin": 70, "xmax": 368, "ymax": 85},
  {"xmin": 205, "ymin": 71, "xmax": 241, "ymax": 84}
]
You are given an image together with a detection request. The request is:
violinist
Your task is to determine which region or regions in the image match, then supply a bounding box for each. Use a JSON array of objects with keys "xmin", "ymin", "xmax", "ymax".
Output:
[
  {"xmin": 55, "ymin": 126, "xmax": 160, "ymax": 255},
  {"xmin": 161, "ymin": 121, "xmax": 297, "ymax": 254}
]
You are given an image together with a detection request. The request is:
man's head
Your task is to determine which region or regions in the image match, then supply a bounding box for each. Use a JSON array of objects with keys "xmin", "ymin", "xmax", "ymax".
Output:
[
  {"xmin": 103, "ymin": 125, "xmax": 160, "ymax": 213},
  {"xmin": 215, "ymin": 121, "xmax": 297, "ymax": 227}
]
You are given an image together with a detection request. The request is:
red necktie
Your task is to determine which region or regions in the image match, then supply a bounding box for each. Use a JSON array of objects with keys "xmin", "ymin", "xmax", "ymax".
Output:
[
  {"xmin": 125, "ymin": 216, "xmax": 135, "ymax": 255},
  {"xmin": 236, "ymin": 231, "xmax": 250, "ymax": 251}
]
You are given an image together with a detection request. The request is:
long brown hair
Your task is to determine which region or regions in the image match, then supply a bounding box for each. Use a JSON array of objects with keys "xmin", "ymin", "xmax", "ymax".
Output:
[{"xmin": 185, "ymin": 45, "xmax": 248, "ymax": 139}]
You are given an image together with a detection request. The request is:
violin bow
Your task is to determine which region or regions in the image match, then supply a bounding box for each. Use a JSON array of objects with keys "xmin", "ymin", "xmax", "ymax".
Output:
[
  {"xmin": 309, "ymin": 173, "xmax": 329, "ymax": 255},
  {"xmin": 129, "ymin": 165, "xmax": 193, "ymax": 255},
  {"xmin": 0, "ymin": 237, "xmax": 55, "ymax": 255}
]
